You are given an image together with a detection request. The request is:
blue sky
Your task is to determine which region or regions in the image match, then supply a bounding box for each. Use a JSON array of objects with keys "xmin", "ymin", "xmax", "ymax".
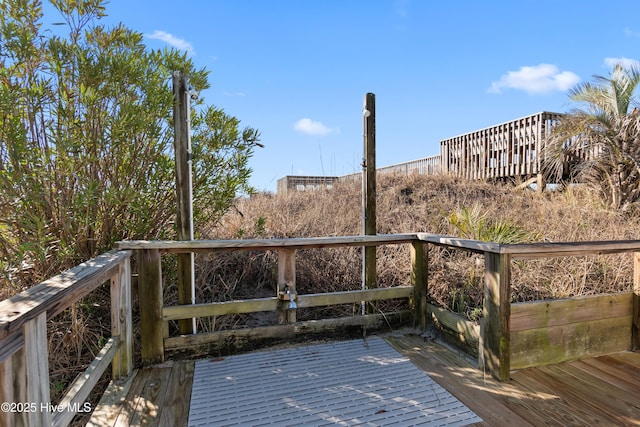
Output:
[{"xmin": 46, "ymin": 0, "xmax": 640, "ymax": 192}]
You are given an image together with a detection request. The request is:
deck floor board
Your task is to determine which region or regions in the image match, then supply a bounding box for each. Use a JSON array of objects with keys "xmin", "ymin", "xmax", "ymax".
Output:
[{"xmin": 90, "ymin": 333, "xmax": 640, "ymax": 426}]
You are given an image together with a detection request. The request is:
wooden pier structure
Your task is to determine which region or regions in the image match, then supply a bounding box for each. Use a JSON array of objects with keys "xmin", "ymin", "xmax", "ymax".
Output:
[
  {"xmin": 278, "ymin": 112, "xmax": 574, "ymax": 194},
  {"xmin": 1, "ymin": 234, "xmax": 640, "ymax": 425}
]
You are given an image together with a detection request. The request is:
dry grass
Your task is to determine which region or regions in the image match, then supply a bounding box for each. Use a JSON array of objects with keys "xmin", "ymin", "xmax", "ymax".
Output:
[
  {"xmin": 4, "ymin": 173, "xmax": 640, "ymax": 424},
  {"xmin": 198, "ymin": 174, "xmax": 640, "ymax": 323}
]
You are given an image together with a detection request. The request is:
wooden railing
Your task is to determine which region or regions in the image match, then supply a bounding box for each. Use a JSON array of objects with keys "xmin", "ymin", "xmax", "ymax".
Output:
[
  {"xmin": 0, "ymin": 250, "xmax": 132, "ymax": 427},
  {"xmin": 117, "ymin": 234, "xmax": 640, "ymax": 381},
  {"xmin": 1, "ymin": 233, "xmax": 640, "ymax": 426},
  {"xmin": 419, "ymin": 235, "xmax": 640, "ymax": 379},
  {"xmin": 117, "ymin": 235, "xmax": 427, "ymax": 365}
]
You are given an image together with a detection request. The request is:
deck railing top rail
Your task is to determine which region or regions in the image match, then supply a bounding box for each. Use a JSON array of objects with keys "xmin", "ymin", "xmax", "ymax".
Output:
[
  {"xmin": 117, "ymin": 234, "xmax": 640, "ymax": 258},
  {"xmin": 115, "ymin": 234, "xmax": 419, "ymax": 252}
]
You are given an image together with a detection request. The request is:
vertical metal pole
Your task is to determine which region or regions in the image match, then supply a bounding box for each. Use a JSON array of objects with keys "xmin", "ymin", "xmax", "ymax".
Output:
[
  {"xmin": 362, "ymin": 93, "xmax": 377, "ymax": 313},
  {"xmin": 173, "ymin": 71, "xmax": 196, "ymax": 334}
]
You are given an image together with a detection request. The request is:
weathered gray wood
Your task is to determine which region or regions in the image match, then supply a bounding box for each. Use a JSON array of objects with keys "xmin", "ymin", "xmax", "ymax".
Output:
[
  {"xmin": 137, "ymin": 249, "xmax": 164, "ymax": 365},
  {"xmin": 164, "ymin": 311, "xmax": 412, "ymax": 355},
  {"xmin": 52, "ymin": 337, "xmax": 119, "ymax": 427},
  {"xmin": 483, "ymin": 252, "xmax": 511, "ymax": 381},
  {"xmin": 173, "ymin": 71, "xmax": 196, "ymax": 335},
  {"xmin": 111, "ymin": 258, "xmax": 133, "ymax": 379},
  {"xmin": 363, "ymin": 92, "xmax": 377, "ymax": 304},
  {"xmin": 0, "ymin": 249, "xmax": 131, "ymax": 340},
  {"xmin": 633, "ymin": 252, "xmax": 640, "ymax": 350},
  {"xmin": 0, "ymin": 353, "xmax": 13, "ymax": 427},
  {"xmin": 24, "ymin": 313, "xmax": 51, "ymax": 427},
  {"xmin": 277, "ymin": 249, "xmax": 296, "ymax": 324},
  {"xmin": 415, "ymin": 233, "xmax": 501, "ymax": 254},
  {"xmin": 162, "ymin": 287, "xmax": 414, "ymax": 320},
  {"xmin": 410, "ymin": 241, "xmax": 428, "ymax": 331},
  {"xmin": 500, "ymin": 240, "xmax": 640, "ymax": 258},
  {"xmin": 427, "ymin": 303, "xmax": 480, "ymax": 356},
  {"xmin": 116, "ymin": 234, "xmax": 418, "ymax": 252},
  {"xmin": 0, "ymin": 331, "xmax": 23, "ymax": 363},
  {"xmin": 86, "ymin": 370, "xmax": 137, "ymax": 427}
]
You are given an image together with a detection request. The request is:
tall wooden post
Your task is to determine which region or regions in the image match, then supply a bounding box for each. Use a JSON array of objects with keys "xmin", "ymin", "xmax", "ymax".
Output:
[
  {"xmin": 363, "ymin": 93, "xmax": 377, "ymax": 310},
  {"xmin": 173, "ymin": 71, "xmax": 195, "ymax": 334}
]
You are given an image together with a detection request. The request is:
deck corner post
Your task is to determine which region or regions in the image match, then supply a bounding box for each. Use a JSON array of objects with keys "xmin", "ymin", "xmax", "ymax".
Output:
[
  {"xmin": 410, "ymin": 241, "xmax": 428, "ymax": 331},
  {"xmin": 137, "ymin": 249, "xmax": 164, "ymax": 365},
  {"xmin": 111, "ymin": 254, "xmax": 133, "ymax": 379},
  {"xmin": 633, "ymin": 252, "xmax": 640, "ymax": 350},
  {"xmin": 482, "ymin": 251, "xmax": 511, "ymax": 381},
  {"xmin": 277, "ymin": 249, "xmax": 297, "ymax": 324}
]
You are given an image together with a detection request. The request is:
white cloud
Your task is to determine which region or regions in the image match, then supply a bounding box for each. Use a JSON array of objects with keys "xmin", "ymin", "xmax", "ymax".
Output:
[
  {"xmin": 293, "ymin": 118, "xmax": 335, "ymax": 136},
  {"xmin": 222, "ymin": 91, "xmax": 245, "ymax": 97},
  {"xmin": 145, "ymin": 30, "xmax": 195, "ymax": 55},
  {"xmin": 488, "ymin": 64, "xmax": 580, "ymax": 95},
  {"xmin": 624, "ymin": 27, "xmax": 640, "ymax": 38},
  {"xmin": 604, "ymin": 56, "xmax": 640, "ymax": 69}
]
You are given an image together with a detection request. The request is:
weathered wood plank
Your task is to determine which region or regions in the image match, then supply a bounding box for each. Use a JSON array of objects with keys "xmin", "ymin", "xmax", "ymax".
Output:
[
  {"xmin": 427, "ymin": 303, "xmax": 480, "ymax": 357},
  {"xmin": 415, "ymin": 233, "xmax": 501, "ymax": 254},
  {"xmin": 164, "ymin": 311, "xmax": 412, "ymax": 355},
  {"xmin": 500, "ymin": 240, "xmax": 640, "ymax": 258},
  {"xmin": 537, "ymin": 363, "xmax": 640, "ymax": 425},
  {"xmin": 116, "ymin": 234, "xmax": 418, "ymax": 252},
  {"xmin": 113, "ymin": 368, "xmax": 152, "ymax": 427},
  {"xmin": 0, "ymin": 249, "xmax": 132, "ymax": 340},
  {"xmin": 0, "ymin": 330, "xmax": 23, "ymax": 363},
  {"xmin": 128, "ymin": 366, "xmax": 173, "ymax": 426},
  {"xmin": 52, "ymin": 337, "xmax": 120, "ymax": 427},
  {"xmin": 162, "ymin": 287, "xmax": 414, "ymax": 320},
  {"xmin": 158, "ymin": 361, "xmax": 195, "ymax": 426},
  {"xmin": 511, "ymin": 366, "xmax": 614, "ymax": 426},
  {"xmin": 86, "ymin": 371, "xmax": 137, "ymax": 427},
  {"xmin": 510, "ymin": 316, "xmax": 632, "ymax": 369},
  {"xmin": 137, "ymin": 249, "xmax": 164, "ymax": 365},
  {"xmin": 510, "ymin": 293, "xmax": 633, "ymax": 331}
]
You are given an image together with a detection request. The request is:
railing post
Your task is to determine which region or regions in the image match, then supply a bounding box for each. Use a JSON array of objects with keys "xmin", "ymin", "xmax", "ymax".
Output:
[
  {"xmin": 111, "ymin": 254, "xmax": 133, "ymax": 379},
  {"xmin": 0, "ymin": 313, "xmax": 51, "ymax": 426},
  {"xmin": 482, "ymin": 251, "xmax": 511, "ymax": 381},
  {"xmin": 633, "ymin": 252, "xmax": 640, "ymax": 350},
  {"xmin": 18, "ymin": 313, "xmax": 51, "ymax": 426},
  {"xmin": 410, "ymin": 241, "xmax": 428, "ymax": 331},
  {"xmin": 137, "ymin": 249, "xmax": 164, "ymax": 365},
  {"xmin": 277, "ymin": 249, "xmax": 297, "ymax": 324}
]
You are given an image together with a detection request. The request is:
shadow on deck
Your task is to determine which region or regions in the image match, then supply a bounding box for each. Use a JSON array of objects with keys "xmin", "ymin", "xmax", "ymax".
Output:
[{"xmin": 89, "ymin": 333, "xmax": 640, "ymax": 427}]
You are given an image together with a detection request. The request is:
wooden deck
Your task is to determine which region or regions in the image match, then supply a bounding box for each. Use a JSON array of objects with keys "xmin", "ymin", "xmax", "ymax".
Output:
[{"xmin": 89, "ymin": 333, "xmax": 640, "ymax": 427}]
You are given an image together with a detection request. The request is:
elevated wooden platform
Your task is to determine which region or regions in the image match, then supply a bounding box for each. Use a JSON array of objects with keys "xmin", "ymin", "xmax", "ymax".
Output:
[{"xmin": 89, "ymin": 333, "xmax": 640, "ymax": 426}]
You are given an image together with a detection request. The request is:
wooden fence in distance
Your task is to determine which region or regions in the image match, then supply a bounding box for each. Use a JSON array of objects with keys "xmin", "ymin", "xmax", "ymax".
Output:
[{"xmin": 277, "ymin": 111, "xmax": 583, "ymax": 194}]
